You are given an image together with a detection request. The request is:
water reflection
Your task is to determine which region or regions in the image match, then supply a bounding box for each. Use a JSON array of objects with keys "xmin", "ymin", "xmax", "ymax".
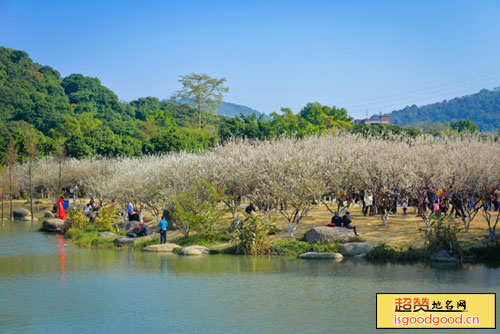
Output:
[{"xmin": 57, "ymin": 234, "xmax": 66, "ymax": 289}]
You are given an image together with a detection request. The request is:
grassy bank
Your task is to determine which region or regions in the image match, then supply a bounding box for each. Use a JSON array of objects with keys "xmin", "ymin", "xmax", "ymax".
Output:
[
  {"xmin": 65, "ymin": 228, "xmax": 159, "ymax": 250},
  {"xmin": 365, "ymin": 242, "xmax": 500, "ymax": 264}
]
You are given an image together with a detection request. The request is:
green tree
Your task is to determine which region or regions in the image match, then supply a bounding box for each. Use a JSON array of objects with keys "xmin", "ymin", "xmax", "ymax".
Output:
[
  {"xmin": 450, "ymin": 120, "xmax": 478, "ymax": 133},
  {"xmin": 173, "ymin": 73, "xmax": 228, "ymax": 126}
]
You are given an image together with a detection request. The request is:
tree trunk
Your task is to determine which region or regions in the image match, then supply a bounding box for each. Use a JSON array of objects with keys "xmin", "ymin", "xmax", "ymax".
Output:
[
  {"xmin": 489, "ymin": 228, "xmax": 496, "ymax": 242},
  {"xmin": 1, "ymin": 179, "xmax": 3, "ymax": 226},
  {"xmin": 381, "ymin": 212, "xmax": 389, "ymax": 226},
  {"xmin": 198, "ymin": 100, "xmax": 202, "ymax": 127},
  {"xmin": 289, "ymin": 223, "xmax": 295, "ymax": 238},
  {"xmin": 29, "ymin": 161, "xmax": 34, "ymax": 224},
  {"xmin": 9, "ymin": 166, "xmax": 13, "ymax": 220}
]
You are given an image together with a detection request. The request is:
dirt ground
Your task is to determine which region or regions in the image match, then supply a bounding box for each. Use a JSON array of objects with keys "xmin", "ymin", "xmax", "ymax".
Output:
[{"xmin": 3, "ymin": 198, "xmax": 497, "ymax": 249}]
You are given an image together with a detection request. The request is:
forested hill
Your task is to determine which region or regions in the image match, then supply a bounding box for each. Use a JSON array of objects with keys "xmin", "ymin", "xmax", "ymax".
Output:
[
  {"xmin": 387, "ymin": 88, "xmax": 500, "ymax": 131},
  {"xmin": 0, "ymin": 46, "xmax": 355, "ymax": 161}
]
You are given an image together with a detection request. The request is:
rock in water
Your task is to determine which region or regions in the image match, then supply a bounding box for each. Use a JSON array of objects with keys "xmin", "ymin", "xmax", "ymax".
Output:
[
  {"xmin": 305, "ymin": 226, "xmax": 356, "ymax": 244},
  {"xmin": 98, "ymin": 231, "xmax": 118, "ymax": 239},
  {"xmin": 339, "ymin": 243, "xmax": 374, "ymax": 257},
  {"xmin": 430, "ymin": 250, "xmax": 458, "ymax": 262},
  {"xmin": 41, "ymin": 219, "xmax": 65, "ymax": 232},
  {"xmin": 298, "ymin": 252, "xmax": 343, "ymax": 260},
  {"xmin": 142, "ymin": 243, "xmax": 180, "ymax": 252},
  {"xmin": 13, "ymin": 208, "xmax": 30, "ymax": 220},
  {"xmin": 178, "ymin": 245, "xmax": 209, "ymax": 256}
]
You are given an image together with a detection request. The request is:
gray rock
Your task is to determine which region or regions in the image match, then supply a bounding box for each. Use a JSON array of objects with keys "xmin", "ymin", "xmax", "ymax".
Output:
[
  {"xmin": 339, "ymin": 242, "xmax": 374, "ymax": 257},
  {"xmin": 298, "ymin": 252, "xmax": 343, "ymax": 260},
  {"xmin": 98, "ymin": 231, "xmax": 118, "ymax": 239},
  {"xmin": 44, "ymin": 212, "xmax": 54, "ymax": 218},
  {"xmin": 114, "ymin": 235, "xmax": 152, "ymax": 247},
  {"xmin": 305, "ymin": 226, "xmax": 356, "ymax": 244},
  {"xmin": 178, "ymin": 245, "xmax": 209, "ymax": 256},
  {"xmin": 430, "ymin": 250, "xmax": 458, "ymax": 262},
  {"xmin": 13, "ymin": 208, "xmax": 30, "ymax": 220},
  {"xmin": 115, "ymin": 221, "xmax": 140, "ymax": 232},
  {"xmin": 143, "ymin": 243, "xmax": 180, "ymax": 252},
  {"xmin": 41, "ymin": 218, "xmax": 65, "ymax": 232}
]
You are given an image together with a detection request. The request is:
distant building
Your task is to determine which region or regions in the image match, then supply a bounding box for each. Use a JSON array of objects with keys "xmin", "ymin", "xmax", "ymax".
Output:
[{"xmin": 355, "ymin": 114, "xmax": 390, "ymax": 125}]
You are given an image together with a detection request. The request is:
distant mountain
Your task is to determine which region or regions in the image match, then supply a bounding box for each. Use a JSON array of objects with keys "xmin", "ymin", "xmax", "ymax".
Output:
[
  {"xmin": 216, "ymin": 101, "xmax": 271, "ymax": 120},
  {"xmin": 164, "ymin": 99, "xmax": 271, "ymax": 121},
  {"xmin": 384, "ymin": 88, "xmax": 500, "ymax": 131}
]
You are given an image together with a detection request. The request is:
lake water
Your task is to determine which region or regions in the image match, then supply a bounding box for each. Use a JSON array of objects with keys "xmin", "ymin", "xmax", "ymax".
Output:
[{"xmin": 0, "ymin": 221, "xmax": 498, "ymax": 333}]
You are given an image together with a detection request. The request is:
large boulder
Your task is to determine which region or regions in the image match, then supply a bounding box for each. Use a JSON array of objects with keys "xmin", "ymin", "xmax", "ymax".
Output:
[
  {"xmin": 115, "ymin": 221, "xmax": 140, "ymax": 232},
  {"xmin": 143, "ymin": 243, "xmax": 180, "ymax": 252},
  {"xmin": 298, "ymin": 252, "xmax": 343, "ymax": 260},
  {"xmin": 339, "ymin": 243, "xmax": 374, "ymax": 257},
  {"xmin": 430, "ymin": 250, "xmax": 458, "ymax": 262},
  {"xmin": 114, "ymin": 235, "xmax": 152, "ymax": 247},
  {"xmin": 41, "ymin": 218, "xmax": 65, "ymax": 232},
  {"xmin": 178, "ymin": 245, "xmax": 209, "ymax": 256},
  {"xmin": 305, "ymin": 226, "xmax": 356, "ymax": 244},
  {"xmin": 98, "ymin": 231, "xmax": 118, "ymax": 239},
  {"xmin": 13, "ymin": 208, "xmax": 30, "ymax": 220}
]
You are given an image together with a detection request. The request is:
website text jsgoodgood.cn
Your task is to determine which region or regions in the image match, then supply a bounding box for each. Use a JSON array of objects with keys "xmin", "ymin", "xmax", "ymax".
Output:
[{"xmin": 393, "ymin": 313, "xmax": 480, "ymax": 327}]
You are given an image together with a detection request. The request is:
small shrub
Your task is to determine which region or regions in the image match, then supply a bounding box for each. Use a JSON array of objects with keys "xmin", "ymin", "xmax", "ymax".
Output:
[
  {"xmin": 232, "ymin": 215, "xmax": 273, "ymax": 255},
  {"xmin": 469, "ymin": 242, "xmax": 500, "ymax": 263},
  {"xmin": 422, "ymin": 216, "xmax": 463, "ymax": 256},
  {"xmin": 94, "ymin": 204, "xmax": 119, "ymax": 232},
  {"xmin": 366, "ymin": 243, "xmax": 426, "ymax": 261},
  {"xmin": 172, "ymin": 180, "xmax": 224, "ymax": 236},
  {"xmin": 64, "ymin": 207, "xmax": 89, "ymax": 232},
  {"xmin": 174, "ymin": 230, "xmax": 230, "ymax": 246}
]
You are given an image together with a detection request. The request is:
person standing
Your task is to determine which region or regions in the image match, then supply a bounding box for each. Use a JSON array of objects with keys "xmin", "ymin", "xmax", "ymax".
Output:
[{"xmin": 158, "ymin": 217, "xmax": 168, "ymax": 244}]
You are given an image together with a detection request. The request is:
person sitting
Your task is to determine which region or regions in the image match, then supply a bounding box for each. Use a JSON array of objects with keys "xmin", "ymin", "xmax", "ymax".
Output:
[
  {"xmin": 327, "ymin": 211, "xmax": 342, "ymax": 227},
  {"xmin": 136, "ymin": 221, "xmax": 151, "ymax": 237},
  {"xmin": 342, "ymin": 211, "xmax": 358, "ymax": 236},
  {"xmin": 128, "ymin": 210, "xmax": 140, "ymax": 222}
]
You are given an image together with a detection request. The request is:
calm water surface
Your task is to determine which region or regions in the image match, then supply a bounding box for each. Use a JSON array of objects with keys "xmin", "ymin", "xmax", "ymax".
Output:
[{"xmin": 0, "ymin": 221, "xmax": 498, "ymax": 334}]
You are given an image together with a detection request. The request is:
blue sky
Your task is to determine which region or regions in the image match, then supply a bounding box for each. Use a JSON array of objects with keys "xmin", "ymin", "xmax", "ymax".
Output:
[{"xmin": 1, "ymin": 0, "xmax": 499, "ymax": 118}]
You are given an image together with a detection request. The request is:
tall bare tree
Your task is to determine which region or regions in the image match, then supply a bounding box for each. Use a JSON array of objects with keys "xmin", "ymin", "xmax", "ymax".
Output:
[
  {"xmin": 26, "ymin": 135, "xmax": 38, "ymax": 223},
  {"xmin": 173, "ymin": 73, "xmax": 228, "ymax": 126},
  {"xmin": 4, "ymin": 138, "xmax": 17, "ymax": 220}
]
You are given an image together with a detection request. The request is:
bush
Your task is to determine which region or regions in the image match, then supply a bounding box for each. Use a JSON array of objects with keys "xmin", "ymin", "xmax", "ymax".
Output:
[
  {"xmin": 422, "ymin": 216, "xmax": 463, "ymax": 256},
  {"xmin": 269, "ymin": 240, "xmax": 339, "ymax": 256},
  {"xmin": 94, "ymin": 204, "xmax": 119, "ymax": 232},
  {"xmin": 64, "ymin": 207, "xmax": 90, "ymax": 232},
  {"xmin": 366, "ymin": 243, "xmax": 426, "ymax": 261},
  {"xmin": 469, "ymin": 243, "xmax": 500, "ymax": 263},
  {"xmin": 232, "ymin": 215, "xmax": 273, "ymax": 255},
  {"xmin": 172, "ymin": 179, "xmax": 224, "ymax": 236},
  {"xmin": 174, "ymin": 230, "xmax": 231, "ymax": 246}
]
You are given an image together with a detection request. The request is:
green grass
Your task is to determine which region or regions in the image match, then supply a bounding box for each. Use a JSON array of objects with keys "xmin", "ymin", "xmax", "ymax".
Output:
[
  {"xmin": 269, "ymin": 239, "xmax": 340, "ymax": 256},
  {"xmin": 209, "ymin": 245, "xmax": 238, "ymax": 254},
  {"xmin": 65, "ymin": 227, "xmax": 158, "ymax": 249},
  {"xmin": 65, "ymin": 228, "xmax": 116, "ymax": 248},
  {"xmin": 366, "ymin": 243, "xmax": 426, "ymax": 262},
  {"xmin": 173, "ymin": 231, "xmax": 230, "ymax": 247}
]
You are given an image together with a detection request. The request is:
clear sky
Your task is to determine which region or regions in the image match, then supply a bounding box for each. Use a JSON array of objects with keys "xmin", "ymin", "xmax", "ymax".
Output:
[{"xmin": 1, "ymin": 0, "xmax": 499, "ymax": 118}]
